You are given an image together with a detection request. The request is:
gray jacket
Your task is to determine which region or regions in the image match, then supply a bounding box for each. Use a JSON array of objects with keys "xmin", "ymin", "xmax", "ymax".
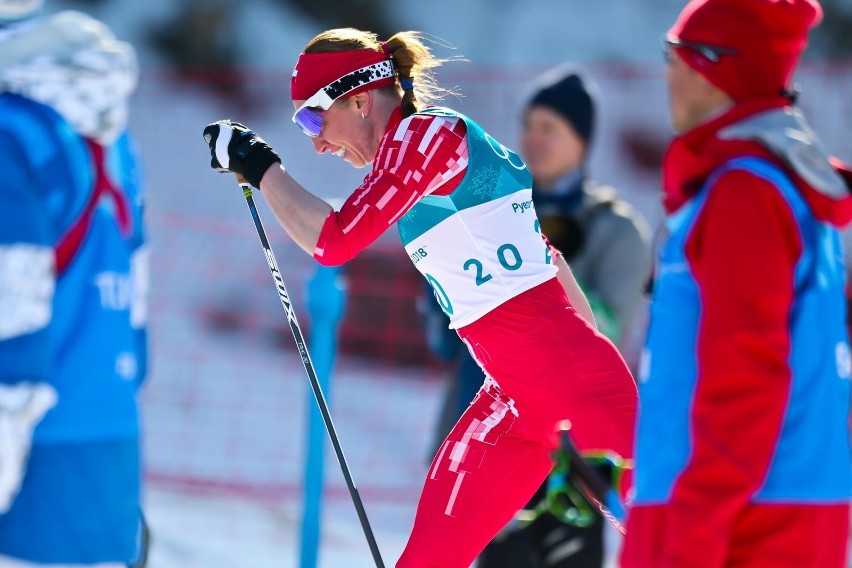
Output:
[{"xmin": 536, "ymin": 180, "xmax": 651, "ymax": 346}]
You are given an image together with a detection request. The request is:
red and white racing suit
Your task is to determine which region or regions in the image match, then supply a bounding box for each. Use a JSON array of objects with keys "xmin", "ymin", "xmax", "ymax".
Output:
[{"xmin": 314, "ymin": 108, "xmax": 637, "ymax": 568}]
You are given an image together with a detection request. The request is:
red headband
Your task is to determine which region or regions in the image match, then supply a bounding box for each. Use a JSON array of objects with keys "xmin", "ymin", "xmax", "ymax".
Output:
[{"xmin": 291, "ymin": 48, "xmax": 396, "ymax": 101}]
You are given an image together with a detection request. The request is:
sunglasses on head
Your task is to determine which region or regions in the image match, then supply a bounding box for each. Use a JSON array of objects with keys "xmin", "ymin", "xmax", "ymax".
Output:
[
  {"xmin": 662, "ymin": 37, "xmax": 737, "ymax": 64},
  {"xmin": 292, "ymin": 60, "xmax": 396, "ymax": 137}
]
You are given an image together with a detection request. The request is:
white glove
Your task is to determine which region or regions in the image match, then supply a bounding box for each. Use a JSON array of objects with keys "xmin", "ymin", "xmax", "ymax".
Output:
[{"xmin": 0, "ymin": 382, "xmax": 57, "ymax": 513}]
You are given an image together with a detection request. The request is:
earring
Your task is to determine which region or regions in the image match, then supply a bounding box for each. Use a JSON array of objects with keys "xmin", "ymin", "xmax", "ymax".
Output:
[{"xmin": 361, "ymin": 112, "xmax": 365, "ymax": 119}]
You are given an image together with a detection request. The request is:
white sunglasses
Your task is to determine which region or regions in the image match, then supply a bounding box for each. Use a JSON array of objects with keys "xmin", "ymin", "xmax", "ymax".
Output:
[{"xmin": 292, "ymin": 60, "xmax": 396, "ymax": 137}]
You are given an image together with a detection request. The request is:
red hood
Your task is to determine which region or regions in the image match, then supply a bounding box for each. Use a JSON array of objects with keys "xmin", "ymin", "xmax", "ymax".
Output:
[{"xmin": 663, "ymin": 98, "xmax": 852, "ymax": 227}]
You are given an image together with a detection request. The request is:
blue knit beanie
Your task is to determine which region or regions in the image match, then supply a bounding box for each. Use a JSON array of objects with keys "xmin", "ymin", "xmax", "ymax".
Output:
[{"xmin": 526, "ymin": 68, "xmax": 596, "ymax": 144}]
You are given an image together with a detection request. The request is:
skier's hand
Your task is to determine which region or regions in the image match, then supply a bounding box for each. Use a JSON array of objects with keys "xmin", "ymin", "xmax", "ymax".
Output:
[
  {"xmin": 202, "ymin": 120, "xmax": 282, "ymax": 188},
  {"xmin": 0, "ymin": 382, "xmax": 57, "ymax": 513}
]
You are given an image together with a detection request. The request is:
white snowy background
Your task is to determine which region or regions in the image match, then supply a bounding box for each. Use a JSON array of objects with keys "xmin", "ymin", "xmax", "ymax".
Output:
[{"xmin": 34, "ymin": 1, "xmax": 852, "ymax": 566}]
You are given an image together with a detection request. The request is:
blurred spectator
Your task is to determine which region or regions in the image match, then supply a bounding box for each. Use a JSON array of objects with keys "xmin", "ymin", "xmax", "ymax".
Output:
[
  {"xmin": 0, "ymin": 2, "xmax": 149, "ymax": 566},
  {"xmin": 522, "ymin": 68, "xmax": 651, "ymax": 355},
  {"xmin": 622, "ymin": 0, "xmax": 852, "ymax": 566},
  {"xmin": 422, "ymin": 67, "xmax": 650, "ymax": 568}
]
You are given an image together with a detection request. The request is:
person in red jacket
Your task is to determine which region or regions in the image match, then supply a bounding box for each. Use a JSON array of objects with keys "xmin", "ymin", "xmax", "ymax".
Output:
[{"xmin": 621, "ymin": 1, "xmax": 852, "ymax": 567}]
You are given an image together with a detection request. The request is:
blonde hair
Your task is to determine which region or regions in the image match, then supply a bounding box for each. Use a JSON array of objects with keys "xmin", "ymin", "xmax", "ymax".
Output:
[{"xmin": 304, "ymin": 28, "xmax": 460, "ymax": 118}]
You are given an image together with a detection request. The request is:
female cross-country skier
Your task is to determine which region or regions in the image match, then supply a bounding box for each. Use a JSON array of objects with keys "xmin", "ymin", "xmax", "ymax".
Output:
[{"xmin": 202, "ymin": 28, "xmax": 637, "ymax": 568}]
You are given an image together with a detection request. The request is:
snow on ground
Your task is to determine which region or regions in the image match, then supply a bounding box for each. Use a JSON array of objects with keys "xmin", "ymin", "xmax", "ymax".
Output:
[
  {"xmin": 141, "ymin": 326, "xmax": 443, "ymax": 566},
  {"xmin": 144, "ymin": 476, "xmax": 415, "ymax": 568},
  {"xmin": 144, "ymin": 484, "xmax": 622, "ymax": 567}
]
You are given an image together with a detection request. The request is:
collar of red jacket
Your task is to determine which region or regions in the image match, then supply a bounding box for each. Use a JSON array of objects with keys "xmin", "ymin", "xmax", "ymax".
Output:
[
  {"xmin": 382, "ymin": 106, "xmax": 403, "ymax": 140},
  {"xmin": 662, "ymin": 98, "xmax": 852, "ymax": 226}
]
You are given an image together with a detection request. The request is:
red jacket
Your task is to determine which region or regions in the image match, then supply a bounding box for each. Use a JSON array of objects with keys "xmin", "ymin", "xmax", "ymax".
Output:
[{"xmin": 623, "ymin": 98, "xmax": 852, "ymax": 568}]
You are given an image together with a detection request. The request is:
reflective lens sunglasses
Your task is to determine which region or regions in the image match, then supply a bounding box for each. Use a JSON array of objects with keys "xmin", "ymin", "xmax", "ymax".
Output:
[
  {"xmin": 292, "ymin": 60, "xmax": 396, "ymax": 137},
  {"xmin": 662, "ymin": 37, "xmax": 737, "ymax": 64}
]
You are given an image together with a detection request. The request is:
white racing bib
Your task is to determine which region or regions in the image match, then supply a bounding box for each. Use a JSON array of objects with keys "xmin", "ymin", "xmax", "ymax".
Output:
[{"xmin": 406, "ymin": 188, "xmax": 556, "ymax": 328}]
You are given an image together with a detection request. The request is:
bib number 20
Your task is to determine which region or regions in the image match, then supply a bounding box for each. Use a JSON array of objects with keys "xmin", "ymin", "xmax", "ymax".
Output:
[
  {"xmin": 426, "ymin": 220, "xmax": 549, "ymax": 316},
  {"xmin": 464, "ymin": 243, "xmax": 523, "ymax": 287}
]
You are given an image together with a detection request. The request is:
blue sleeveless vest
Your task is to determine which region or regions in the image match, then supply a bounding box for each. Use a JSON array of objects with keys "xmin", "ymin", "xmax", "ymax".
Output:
[
  {"xmin": 0, "ymin": 93, "xmax": 146, "ymax": 443},
  {"xmin": 634, "ymin": 157, "xmax": 852, "ymax": 504}
]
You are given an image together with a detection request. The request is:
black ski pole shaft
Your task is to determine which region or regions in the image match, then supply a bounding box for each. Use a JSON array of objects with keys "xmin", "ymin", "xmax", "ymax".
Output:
[
  {"xmin": 557, "ymin": 425, "xmax": 626, "ymax": 535},
  {"xmin": 238, "ymin": 182, "xmax": 385, "ymax": 567},
  {"xmin": 558, "ymin": 431, "xmax": 608, "ymax": 502}
]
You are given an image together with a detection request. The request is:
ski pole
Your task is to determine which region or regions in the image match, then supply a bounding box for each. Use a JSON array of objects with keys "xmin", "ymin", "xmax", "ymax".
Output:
[
  {"xmin": 237, "ymin": 181, "xmax": 385, "ymax": 567},
  {"xmin": 555, "ymin": 420, "xmax": 627, "ymax": 535}
]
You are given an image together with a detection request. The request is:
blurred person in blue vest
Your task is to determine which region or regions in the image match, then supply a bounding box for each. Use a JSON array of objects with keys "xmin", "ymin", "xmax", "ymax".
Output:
[
  {"xmin": 0, "ymin": 1, "xmax": 149, "ymax": 566},
  {"xmin": 621, "ymin": 0, "xmax": 852, "ymax": 566},
  {"xmin": 421, "ymin": 67, "xmax": 650, "ymax": 568}
]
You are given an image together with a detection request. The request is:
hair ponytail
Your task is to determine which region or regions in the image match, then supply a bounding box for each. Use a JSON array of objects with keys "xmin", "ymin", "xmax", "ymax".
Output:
[{"xmin": 305, "ymin": 28, "xmax": 461, "ymax": 118}]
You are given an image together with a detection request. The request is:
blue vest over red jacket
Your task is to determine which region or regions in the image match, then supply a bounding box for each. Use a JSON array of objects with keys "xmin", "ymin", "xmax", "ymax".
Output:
[{"xmin": 636, "ymin": 156, "xmax": 851, "ymax": 505}]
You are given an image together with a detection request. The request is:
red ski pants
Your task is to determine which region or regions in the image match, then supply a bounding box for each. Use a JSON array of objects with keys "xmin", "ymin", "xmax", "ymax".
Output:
[{"xmin": 397, "ymin": 279, "xmax": 638, "ymax": 567}]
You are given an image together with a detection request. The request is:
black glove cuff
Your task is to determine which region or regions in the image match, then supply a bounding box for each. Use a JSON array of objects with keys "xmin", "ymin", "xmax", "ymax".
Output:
[{"xmin": 240, "ymin": 143, "xmax": 282, "ymax": 189}]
